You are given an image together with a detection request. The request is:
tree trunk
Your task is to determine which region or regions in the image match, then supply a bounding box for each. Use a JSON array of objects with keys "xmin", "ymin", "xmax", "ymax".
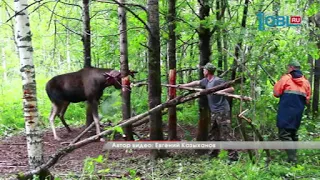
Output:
[
  {"xmin": 189, "ymin": 36, "xmax": 195, "ymax": 83},
  {"xmin": 312, "ymin": 12, "xmax": 320, "ymax": 117},
  {"xmin": 167, "ymin": 0, "xmax": 177, "ymax": 140},
  {"xmin": 306, "ymin": 54, "xmax": 313, "ymax": 116},
  {"xmin": 83, "ymin": 0, "xmax": 91, "ymax": 68},
  {"xmin": 306, "ymin": 5, "xmax": 315, "ymax": 116},
  {"xmin": 83, "ymin": 0, "xmax": 94, "ymax": 127},
  {"xmin": 216, "ymin": 0, "xmax": 223, "ymax": 75},
  {"xmin": 66, "ymin": 29, "xmax": 71, "ymax": 71},
  {"xmin": 313, "ymin": 59, "xmax": 320, "ymax": 117},
  {"xmin": 197, "ymin": 0, "xmax": 211, "ymax": 148},
  {"xmin": 221, "ymin": 0, "xmax": 228, "ymax": 72},
  {"xmin": 14, "ymin": 0, "xmax": 51, "ymax": 179},
  {"xmin": 178, "ymin": 47, "xmax": 184, "ymax": 84},
  {"xmin": 147, "ymin": 0, "xmax": 165, "ymax": 159},
  {"xmin": 229, "ymin": 0, "xmax": 252, "ymax": 161},
  {"xmin": 230, "ymin": 0, "xmax": 250, "ymax": 114},
  {"xmin": 118, "ymin": 0, "xmax": 133, "ymax": 140},
  {"xmin": 2, "ymin": 48, "xmax": 7, "ymax": 82}
]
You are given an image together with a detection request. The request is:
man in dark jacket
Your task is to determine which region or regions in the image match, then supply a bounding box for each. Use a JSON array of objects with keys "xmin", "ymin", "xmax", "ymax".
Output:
[{"xmin": 273, "ymin": 60, "xmax": 311, "ymax": 163}]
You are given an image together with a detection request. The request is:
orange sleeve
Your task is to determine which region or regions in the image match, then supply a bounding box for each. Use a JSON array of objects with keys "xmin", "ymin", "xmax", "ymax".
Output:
[{"xmin": 273, "ymin": 75, "xmax": 289, "ymax": 97}]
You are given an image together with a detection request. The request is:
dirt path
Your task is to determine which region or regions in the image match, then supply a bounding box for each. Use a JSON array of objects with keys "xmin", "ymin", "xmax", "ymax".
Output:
[{"xmin": 0, "ymin": 123, "xmax": 197, "ymax": 177}]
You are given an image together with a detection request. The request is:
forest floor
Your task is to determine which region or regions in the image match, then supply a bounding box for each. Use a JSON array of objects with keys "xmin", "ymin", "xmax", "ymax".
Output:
[
  {"xmin": 1, "ymin": 122, "xmax": 320, "ymax": 180},
  {"xmin": 0, "ymin": 123, "xmax": 200, "ymax": 179}
]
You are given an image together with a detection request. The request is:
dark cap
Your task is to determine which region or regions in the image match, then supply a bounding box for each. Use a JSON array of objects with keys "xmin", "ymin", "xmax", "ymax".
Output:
[
  {"xmin": 204, "ymin": 63, "xmax": 216, "ymax": 73},
  {"xmin": 288, "ymin": 60, "xmax": 301, "ymax": 67}
]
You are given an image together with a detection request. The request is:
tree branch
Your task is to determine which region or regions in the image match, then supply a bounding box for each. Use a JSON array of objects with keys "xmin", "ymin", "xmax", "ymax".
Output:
[
  {"xmin": 176, "ymin": 17, "xmax": 199, "ymax": 33},
  {"xmin": 186, "ymin": 0, "xmax": 200, "ymax": 19},
  {"xmin": 95, "ymin": 0, "xmax": 151, "ymax": 33},
  {"xmin": 103, "ymin": 0, "xmax": 147, "ymax": 12},
  {"xmin": 6, "ymin": 0, "xmax": 43, "ymax": 23},
  {"xmin": 41, "ymin": 5, "xmax": 82, "ymax": 22},
  {"xmin": 56, "ymin": 0, "xmax": 82, "ymax": 9},
  {"xmin": 47, "ymin": 0, "xmax": 59, "ymax": 30},
  {"xmin": 238, "ymin": 109, "xmax": 271, "ymax": 163},
  {"xmin": 55, "ymin": 20, "xmax": 82, "ymax": 36}
]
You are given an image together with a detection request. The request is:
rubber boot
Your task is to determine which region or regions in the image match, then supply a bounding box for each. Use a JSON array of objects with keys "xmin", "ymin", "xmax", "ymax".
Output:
[{"xmin": 286, "ymin": 149, "xmax": 297, "ymax": 164}]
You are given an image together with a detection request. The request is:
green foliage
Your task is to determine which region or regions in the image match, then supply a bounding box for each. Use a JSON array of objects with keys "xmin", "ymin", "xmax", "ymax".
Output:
[
  {"xmin": 306, "ymin": 2, "xmax": 320, "ymax": 16},
  {"xmin": 81, "ymin": 155, "xmax": 108, "ymax": 179},
  {"xmin": 100, "ymin": 90, "xmax": 122, "ymax": 122},
  {"xmin": 0, "ymin": 79, "xmax": 25, "ymax": 136},
  {"xmin": 131, "ymin": 88, "xmax": 149, "ymax": 115},
  {"xmin": 177, "ymin": 101, "xmax": 199, "ymax": 125},
  {"xmin": 93, "ymin": 143, "xmax": 320, "ymax": 180},
  {"xmin": 0, "ymin": 75, "xmax": 88, "ymax": 136}
]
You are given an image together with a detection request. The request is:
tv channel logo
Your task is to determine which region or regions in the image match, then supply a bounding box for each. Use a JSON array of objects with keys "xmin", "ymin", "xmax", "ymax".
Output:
[{"xmin": 257, "ymin": 12, "xmax": 302, "ymax": 31}]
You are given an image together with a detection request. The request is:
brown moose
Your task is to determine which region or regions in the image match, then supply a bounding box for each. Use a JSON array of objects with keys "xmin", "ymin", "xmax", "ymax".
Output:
[{"xmin": 45, "ymin": 67, "xmax": 136, "ymax": 141}]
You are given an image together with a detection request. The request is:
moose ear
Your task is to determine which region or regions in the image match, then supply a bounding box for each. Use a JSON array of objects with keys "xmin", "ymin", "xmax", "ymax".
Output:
[
  {"xmin": 116, "ymin": 72, "xmax": 121, "ymax": 78},
  {"xmin": 102, "ymin": 72, "xmax": 112, "ymax": 78},
  {"xmin": 129, "ymin": 70, "xmax": 138, "ymax": 78}
]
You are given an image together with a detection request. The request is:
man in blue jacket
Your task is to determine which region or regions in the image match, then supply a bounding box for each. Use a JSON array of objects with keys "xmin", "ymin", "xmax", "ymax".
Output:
[{"xmin": 273, "ymin": 60, "xmax": 311, "ymax": 163}]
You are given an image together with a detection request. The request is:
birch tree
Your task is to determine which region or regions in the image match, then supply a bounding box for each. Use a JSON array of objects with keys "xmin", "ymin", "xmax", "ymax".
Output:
[
  {"xmin": 2, "ymin": 48, "xmax": 7, "ymax": 82},
  {"xmin": 14, "ymin": 0, "xmax": 50, "ymax": 179}
]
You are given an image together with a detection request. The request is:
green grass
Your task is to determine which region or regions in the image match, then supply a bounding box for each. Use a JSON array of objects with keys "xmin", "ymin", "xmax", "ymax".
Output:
[
  {"xmin": 0, "ymin": 76, "xmax": 88, "ymax": 136},
  {"xmin": 54, "ymin": 148, "xmax": 320, "ymax": 180}
]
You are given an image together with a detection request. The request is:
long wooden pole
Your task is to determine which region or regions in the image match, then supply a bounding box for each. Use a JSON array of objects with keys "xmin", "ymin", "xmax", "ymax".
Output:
[{"xmin": 132, "ymin": 82, "xmax": 252, "ymax": 101}]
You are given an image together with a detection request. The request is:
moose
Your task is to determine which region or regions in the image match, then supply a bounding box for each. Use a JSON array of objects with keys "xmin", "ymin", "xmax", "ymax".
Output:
[{"xmin": 45, "ymin": 67, "xmax": 137, "ymax": 141}]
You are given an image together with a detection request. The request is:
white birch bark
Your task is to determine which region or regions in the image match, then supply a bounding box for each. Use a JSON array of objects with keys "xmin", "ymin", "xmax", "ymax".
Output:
[
  {"xmin": 2, "ymin": 48, "xmax": 7, "ymax": 82},
  {"xmin": 14, "ymin": 0, "xmax": 43, "ymax": 170}
]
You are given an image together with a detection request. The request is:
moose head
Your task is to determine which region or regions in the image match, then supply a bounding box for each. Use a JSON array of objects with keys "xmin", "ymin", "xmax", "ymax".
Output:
[{"xmin": 102, "ymin": 70, "xmax": 138, "ymax": 89}]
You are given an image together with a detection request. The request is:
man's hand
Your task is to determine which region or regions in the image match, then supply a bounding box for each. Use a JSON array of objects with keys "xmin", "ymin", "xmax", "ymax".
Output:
[
  {"xmin": 306, "ymin": 99, "xmax": 310, "ymax": 104},
  {"xmin": 273, "ymin": 90, "xmax": 281, "ymax": 98}
]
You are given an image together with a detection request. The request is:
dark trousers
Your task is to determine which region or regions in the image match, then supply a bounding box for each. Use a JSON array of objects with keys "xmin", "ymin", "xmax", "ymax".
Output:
[
  {"xmin": 278, "ymin": 128, "xmax": 298, "ymax": 162},
  {"xmin": 209, "ymin": 111, "xmax": 238, "ymax": 161}
]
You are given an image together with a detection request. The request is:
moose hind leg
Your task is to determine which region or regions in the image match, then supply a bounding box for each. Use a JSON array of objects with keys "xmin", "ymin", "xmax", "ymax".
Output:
[
  {"xmin": 88, "ymin": 100, "xmax": 104, "ymax": 141},
  {"xmin": 49, "ymin": 103, "xmax": 61, "ymax": 141},
  {"xmin": 58, "ymin": 102, "xmax": 72, "ymax": 133}
]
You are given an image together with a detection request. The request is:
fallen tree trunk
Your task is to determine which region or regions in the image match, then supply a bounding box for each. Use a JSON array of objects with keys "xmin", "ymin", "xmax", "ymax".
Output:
[
  {"xmin": 17, "ymin": 78, "xmax": 240, "ymax": 179},
  {"xmin": 132, "ymin": 110, "xmax": 168, "ymax": 127},
  {"xmin": 67, "ymin": 110, "xmax": 169, "ymax": 145},
  {"xmin": 116, "ymin": 109, "xmax": 168, "ymax": 126}
]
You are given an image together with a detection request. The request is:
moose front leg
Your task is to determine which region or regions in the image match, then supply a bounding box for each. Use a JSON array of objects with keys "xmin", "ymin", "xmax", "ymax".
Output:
[
  {"xmin": 87, "ymin": 100, "xmax": 104, "ymax": 141},
  {"xmin": 49, "ymin": 103, "xmax": 61, "ymax": 141},
  {"xmin": 86, "ymin": 104, "xmax": 94, "ymax": 127}
]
